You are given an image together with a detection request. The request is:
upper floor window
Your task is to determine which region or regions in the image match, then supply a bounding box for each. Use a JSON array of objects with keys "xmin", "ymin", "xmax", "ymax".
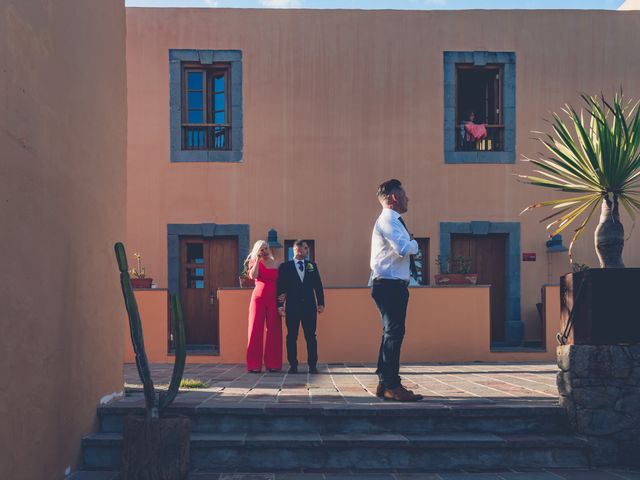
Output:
[
  {"xmin": 456, "ymin": 64, "xmax": 503, "ymax": 152},
  {"xmin": 169, "ymin": 50, "xmax": 243, "ymax": 163},
  {"xmin": 182, "ymin": 64, "xmax": 231, "ymax": 151},
  {"xmin": 444, "ymin": 51, "xmax": 515, "ymax": 164}
]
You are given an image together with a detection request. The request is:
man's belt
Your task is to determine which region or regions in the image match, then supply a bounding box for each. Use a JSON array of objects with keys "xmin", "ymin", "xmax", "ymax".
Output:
[{"xmin": 372, "ymin": 278, "xmax": 409, "ymax": 287}]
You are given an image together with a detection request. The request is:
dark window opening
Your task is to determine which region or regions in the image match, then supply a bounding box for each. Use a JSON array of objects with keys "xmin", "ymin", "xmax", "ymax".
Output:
[
  {"xmin": 456, "ymin": 65, "xmax": 503, "ymax": 152},
  {"xmin": 284, "ymin": 240, "xmax": 316, "ymax": 262},
  {"xmin": 413, "ymin": 237, "xmax": 430, "ymax": 286},
  {"xmin": 182, "ymin": 63, "xmax": 231, "ymax": 151}
]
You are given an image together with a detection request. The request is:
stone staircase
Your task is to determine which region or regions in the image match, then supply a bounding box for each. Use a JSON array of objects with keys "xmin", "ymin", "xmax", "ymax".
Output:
[{"xmin": 80, "ymin": 398, "xmax": 590, "ymax": 473}]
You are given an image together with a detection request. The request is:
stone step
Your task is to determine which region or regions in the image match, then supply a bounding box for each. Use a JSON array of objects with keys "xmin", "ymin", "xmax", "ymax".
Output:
[
  {"xmin": 98, "ymin": 404, "xmax": 569, "ymax": 435},
  {"xmin": 81, "ymin": 431, "xmax": 589, "ymax": 471}
]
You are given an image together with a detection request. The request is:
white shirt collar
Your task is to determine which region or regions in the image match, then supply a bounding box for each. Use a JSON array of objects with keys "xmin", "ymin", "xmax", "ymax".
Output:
[{"xmin": 382, "ymin": 207, "xmax": 401, "ymax": 220}]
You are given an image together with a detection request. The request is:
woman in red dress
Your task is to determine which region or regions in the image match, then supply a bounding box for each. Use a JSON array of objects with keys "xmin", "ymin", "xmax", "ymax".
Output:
[{"xmin": 245, "ymin": 240, "xmax": 283, "ymax": 373}]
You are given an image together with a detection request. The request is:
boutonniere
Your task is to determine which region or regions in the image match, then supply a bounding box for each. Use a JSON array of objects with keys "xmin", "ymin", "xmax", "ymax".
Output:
[{"xmin": 306, "ymin": 262, "xmax": 315, "ymax": 272}]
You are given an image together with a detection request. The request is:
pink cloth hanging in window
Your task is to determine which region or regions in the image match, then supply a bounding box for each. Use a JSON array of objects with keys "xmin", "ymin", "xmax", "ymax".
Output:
[{"xmin": 464, "ymin": 122, "xmax": 488, "ymax": 142}]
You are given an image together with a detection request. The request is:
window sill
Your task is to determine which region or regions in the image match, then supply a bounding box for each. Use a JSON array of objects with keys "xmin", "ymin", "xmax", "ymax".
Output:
[
  {"xmin": 444, "ymin": 150, "xmax": 515, "ymax": 164},
  {"xmin": 170, "ymin": 149, "xmax": 243, "ymax": 163}
]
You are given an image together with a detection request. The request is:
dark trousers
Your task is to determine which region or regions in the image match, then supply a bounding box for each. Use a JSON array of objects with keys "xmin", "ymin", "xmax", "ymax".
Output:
[
  {"xmin": 286, "ymin": 309, "xmax": 318, "ymax": 368},
  {"xmin": 371, "ymin": 282, "xmax": 409, "ymax": 390}
]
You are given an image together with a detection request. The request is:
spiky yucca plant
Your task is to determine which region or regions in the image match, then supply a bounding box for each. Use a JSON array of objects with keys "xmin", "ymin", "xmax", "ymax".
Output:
[{"xmin": 519, "ymin": 93, "xmax": 640, "ymax": 268}]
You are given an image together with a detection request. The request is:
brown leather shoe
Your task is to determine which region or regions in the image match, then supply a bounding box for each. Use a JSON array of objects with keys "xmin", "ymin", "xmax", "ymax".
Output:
[
  {"xmin": 377, "ymin": 383, "xmax": 422, "ymax": 399},
  {"xmin": 383, "ymin": 385, "xmax": 421, "ymax": 402}
]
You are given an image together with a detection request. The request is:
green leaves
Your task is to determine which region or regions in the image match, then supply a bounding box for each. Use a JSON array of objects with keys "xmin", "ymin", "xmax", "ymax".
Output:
[{"xmin": 519, "ymin": 92, "xmax": 640, "ymax": 257}]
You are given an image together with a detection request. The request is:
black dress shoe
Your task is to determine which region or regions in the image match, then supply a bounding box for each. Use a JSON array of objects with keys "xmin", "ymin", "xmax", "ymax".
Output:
[
  {"xmin": 375, "ymin": 383, "xmax": 385, "ymax": 398},
  {"xmin": 309, "ymin": 366, "xmax": 319, "ymax": 374},
  {"xmin": 287, "ymin": 366, "xmax": 298, "ymax": 374}
]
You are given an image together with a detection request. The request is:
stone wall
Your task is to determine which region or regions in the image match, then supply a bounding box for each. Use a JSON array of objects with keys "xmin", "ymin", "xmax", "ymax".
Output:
[{"xmin": 557, "ymin": 345, "xmax": 640, "ymax": 467}]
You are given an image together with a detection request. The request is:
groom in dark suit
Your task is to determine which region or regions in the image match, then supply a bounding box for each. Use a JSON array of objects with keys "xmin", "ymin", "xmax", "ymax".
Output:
[{"xmin": 277, "ymin": 240, "xmax": 325, "ymax": 374}]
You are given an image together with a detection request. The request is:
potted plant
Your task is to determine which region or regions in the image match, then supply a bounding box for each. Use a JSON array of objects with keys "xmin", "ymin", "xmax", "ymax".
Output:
[
  {"xmin": 434, "ymin": 255, "xmax": 478, "ymax": 285},
  {"xmin": 238, "ymin": 259, "xmax": 255, "ymax": 288},
  {"xmin": 129, "ymin": 252, "xmax": 153, "ymax": 289},
  {"xmin": 115, "ymin": 243, "xmax": 190, "ymax": 479},
  {"xmin": 519, "ymin": 92, "xmax": 640, "ymax": 344}
]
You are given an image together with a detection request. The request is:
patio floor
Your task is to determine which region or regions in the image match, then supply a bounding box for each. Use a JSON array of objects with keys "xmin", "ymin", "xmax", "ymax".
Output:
[{"xmin": 123, "ymin": 362, "xmax": 560, "ymax": 406}]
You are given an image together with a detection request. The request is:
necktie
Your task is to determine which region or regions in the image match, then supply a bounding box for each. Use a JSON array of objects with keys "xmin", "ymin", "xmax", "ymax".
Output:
[
  {"xmin": 398, "ymin": 217, "xmax": 418, "ymax": 279},
  {"xmin": 297, "ymin": 260, "xmax": 304, "ymax": 272}
]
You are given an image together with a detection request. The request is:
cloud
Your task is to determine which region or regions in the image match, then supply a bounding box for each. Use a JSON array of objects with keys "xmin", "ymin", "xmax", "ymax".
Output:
[
  {"xmin": 259, "ymin": 0, "xmax": 302, "ymax": 7},
  {"xmin": 204, "ymin": 0, "xmax": 220, "ymax": 5}
]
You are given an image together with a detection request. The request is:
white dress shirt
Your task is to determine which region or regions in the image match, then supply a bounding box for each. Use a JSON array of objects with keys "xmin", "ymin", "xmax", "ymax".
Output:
[
  {"xmin": 369, "ymin": 208, "xmax": 419, "ymax": 283},
  {"xmin": 294, "ymin": 258, "xmax": 306, "ymax": 282}
]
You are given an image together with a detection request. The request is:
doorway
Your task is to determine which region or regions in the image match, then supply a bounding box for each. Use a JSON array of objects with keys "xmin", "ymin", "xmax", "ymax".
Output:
[
  {"xmin": 452, "ymin": 233, "xmax": 507, "ymax": 343},
  {"xmin": 177, "ymin": 236, "xmax": 238, "ymax": 352}
]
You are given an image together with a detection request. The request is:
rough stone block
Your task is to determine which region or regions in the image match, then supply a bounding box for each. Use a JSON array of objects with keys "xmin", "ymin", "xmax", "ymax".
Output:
[
  {"xmin": 572, "ymin": 386, "xmax": 622, "ymax": 409},
  {"xmin": 576, "ymin": 408, "xmax": 629, "ymax": 435},
  {"xmin": 557, "ymin": 371, "xmax": 572, "ymax": 395}
]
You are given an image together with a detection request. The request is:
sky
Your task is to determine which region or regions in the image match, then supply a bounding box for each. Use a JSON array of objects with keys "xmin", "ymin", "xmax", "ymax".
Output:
[{"xmin": 125, "ymin": 0, "xmax": 625, "ymax": 10}]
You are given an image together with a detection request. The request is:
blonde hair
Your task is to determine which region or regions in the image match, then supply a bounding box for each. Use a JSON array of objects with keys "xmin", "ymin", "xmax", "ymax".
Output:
[{"xmin": 243, "ymin": 240, "xmax": 273, "ymax": 270}]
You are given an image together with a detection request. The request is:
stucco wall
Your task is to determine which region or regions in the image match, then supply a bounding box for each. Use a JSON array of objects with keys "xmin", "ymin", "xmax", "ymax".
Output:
[
  {"xmin": 0, "ymin": 1, "xmax": 127, "ymax": 478},
  {"xmin": 125, "ymin": 286, "xmax": 561, "ymax": 364},
  {"xmin": 125, "ymin": 8, "xmax": 640, "ymax": 344}
]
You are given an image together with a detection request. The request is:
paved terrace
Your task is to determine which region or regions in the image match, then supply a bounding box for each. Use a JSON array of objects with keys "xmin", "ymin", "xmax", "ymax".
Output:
[{"xmin": 124, "ymin": 362, "xmax": 560, "ymax": 406}]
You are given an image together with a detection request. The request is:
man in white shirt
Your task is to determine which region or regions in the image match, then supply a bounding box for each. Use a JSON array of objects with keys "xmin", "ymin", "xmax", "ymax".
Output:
[{"xmin": 370, "ymin": 179, "xmax": 423, "ymax": 402}]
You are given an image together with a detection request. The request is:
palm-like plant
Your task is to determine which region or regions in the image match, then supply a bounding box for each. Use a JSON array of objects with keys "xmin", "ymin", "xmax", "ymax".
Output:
[{"xmin": 519, "ymin": 93, "xmax": 640, "ymax": 268}]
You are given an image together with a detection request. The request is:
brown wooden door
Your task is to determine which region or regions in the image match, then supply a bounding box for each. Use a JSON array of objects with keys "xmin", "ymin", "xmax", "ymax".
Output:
[
  {"xmin": 451, "ymin": 234, "xmax": 507, "ymax": 343},
  {"xmin": 179, "ymin": 236, "xmax": 239, "ymax": 348}
]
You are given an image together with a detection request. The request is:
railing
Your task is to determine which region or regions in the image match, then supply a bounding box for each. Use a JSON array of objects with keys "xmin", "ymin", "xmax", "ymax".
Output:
[
  {"xmin": 182, "ymin": 124, "xmax": 231, "ymax": 150},
  {"xmin": 456, "ymin": 124, "xmax": 504, "ymax": 152}
]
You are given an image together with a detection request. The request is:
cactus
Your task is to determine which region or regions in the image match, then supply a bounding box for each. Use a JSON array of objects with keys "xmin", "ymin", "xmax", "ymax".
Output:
[
  {"xmin": 115, "ymin": 242, "xmax": 187, "ymax": 418},
  {"xmin": 160, "ymin": 294, "xmax": 187, "ymax": 410}
]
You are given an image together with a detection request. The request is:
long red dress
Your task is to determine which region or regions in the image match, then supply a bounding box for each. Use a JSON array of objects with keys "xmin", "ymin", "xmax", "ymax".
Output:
[{"xmin": 246, "ymin": 261, "xmax": 283, "ymax": 371}]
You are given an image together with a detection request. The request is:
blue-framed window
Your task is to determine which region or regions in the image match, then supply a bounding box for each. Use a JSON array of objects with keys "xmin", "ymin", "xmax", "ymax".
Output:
[
  {"xmin": 169, "ymin": 50, "xmax": 243, "ymax": 163},
  {"xmin": 444, "ymin": 52, "xmax": 516, "ymax": 164}
]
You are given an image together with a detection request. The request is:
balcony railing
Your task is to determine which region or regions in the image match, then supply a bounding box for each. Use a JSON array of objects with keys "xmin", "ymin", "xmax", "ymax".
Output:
[
  {"xmin": 456, "ymin": 124, "xmax": 504, "ymax": 152},
  {"xmin": 182, "ymin": 124, "xmax": 231, "ymax": 151}
]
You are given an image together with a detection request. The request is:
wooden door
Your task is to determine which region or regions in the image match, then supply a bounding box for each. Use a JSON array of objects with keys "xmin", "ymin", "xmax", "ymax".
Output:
[
  {"xmin": 451, "ymin": 234, "xmax": 507, "ymax": 343},
  {"xmin": 179, "ymin": 236, "xmax": 239, "ymax": 349}
]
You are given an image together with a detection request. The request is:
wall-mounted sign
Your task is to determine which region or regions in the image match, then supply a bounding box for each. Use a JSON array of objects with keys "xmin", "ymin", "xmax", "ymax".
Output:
[{"xmin": 522, "ymin": 252, "xmax": 537, "ymax": 262}]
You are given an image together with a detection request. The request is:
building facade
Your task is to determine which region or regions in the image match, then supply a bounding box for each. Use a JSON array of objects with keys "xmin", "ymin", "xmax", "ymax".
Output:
[
  {"xmin": 0, "ymin": 1, "xmax": 127, "ymax": 478},
  {"xmin": 126, "ymin": 8, "xmax": 640, "ymax": 357}
]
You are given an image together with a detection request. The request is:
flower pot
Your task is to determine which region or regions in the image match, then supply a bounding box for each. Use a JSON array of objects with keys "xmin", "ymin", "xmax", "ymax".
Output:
[
  {"xmin": 434, "ymin": 273, "xmax": 478, "ymax": 285},
  {"xmin": 239, "ymin": 275, "xmax": 254, "ymax": 288},
  {"xmin": 131, "ymin": 278, "xmax": 153, "ymax": 289},
  {"xmin": 560, "ymin": 268, "xmax": 640, "ymax": 345}
]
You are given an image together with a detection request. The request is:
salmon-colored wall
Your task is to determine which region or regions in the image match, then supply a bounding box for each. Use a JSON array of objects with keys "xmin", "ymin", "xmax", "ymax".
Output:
[
  {"xmin": 126, "ymin": 8, "xmax": 640, "ymax": 345},
  {"xmin": 126, "ymin": 286, "xmax": 562, "ymax": 365},
  {"xmin": 0, "ymin": 1, "xmax": 127, "ymax": 478}
]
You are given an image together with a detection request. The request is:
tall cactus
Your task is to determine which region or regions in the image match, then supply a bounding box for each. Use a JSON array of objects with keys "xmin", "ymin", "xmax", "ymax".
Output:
[
  {"xmin": 115, "ymin": 242, "xmax": 187, "ymax": 418},
  {"xmin": 160, "ymin": 294, "xmax": 187, "ymax": 410}
]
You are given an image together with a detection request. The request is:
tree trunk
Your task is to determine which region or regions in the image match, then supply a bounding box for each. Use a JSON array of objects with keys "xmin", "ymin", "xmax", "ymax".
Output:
[
  {"xmin": 122, "ymin": 415, "xmax": 191, "ymax": 480},
  {"xmin": 594, "ymin": 195, "xmax": 625, "ymax": 268}
]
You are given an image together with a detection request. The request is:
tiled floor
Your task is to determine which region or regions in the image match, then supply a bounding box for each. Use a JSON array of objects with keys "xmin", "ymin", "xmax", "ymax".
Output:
[{"xmin": 124, "ymin": 362, "xmax": 560, "ymax": 407}]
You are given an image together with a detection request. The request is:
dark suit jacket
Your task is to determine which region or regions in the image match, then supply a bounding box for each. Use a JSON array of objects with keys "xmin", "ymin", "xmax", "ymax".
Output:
[{"xmin": 277, "ymin": 260, "xmax": 325, "ymax": 313}]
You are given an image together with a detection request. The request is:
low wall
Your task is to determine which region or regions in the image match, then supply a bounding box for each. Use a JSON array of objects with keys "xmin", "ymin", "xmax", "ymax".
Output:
[{"xmin": 125, "ymin": 285, "xmax": 562, "ymax": 364}]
